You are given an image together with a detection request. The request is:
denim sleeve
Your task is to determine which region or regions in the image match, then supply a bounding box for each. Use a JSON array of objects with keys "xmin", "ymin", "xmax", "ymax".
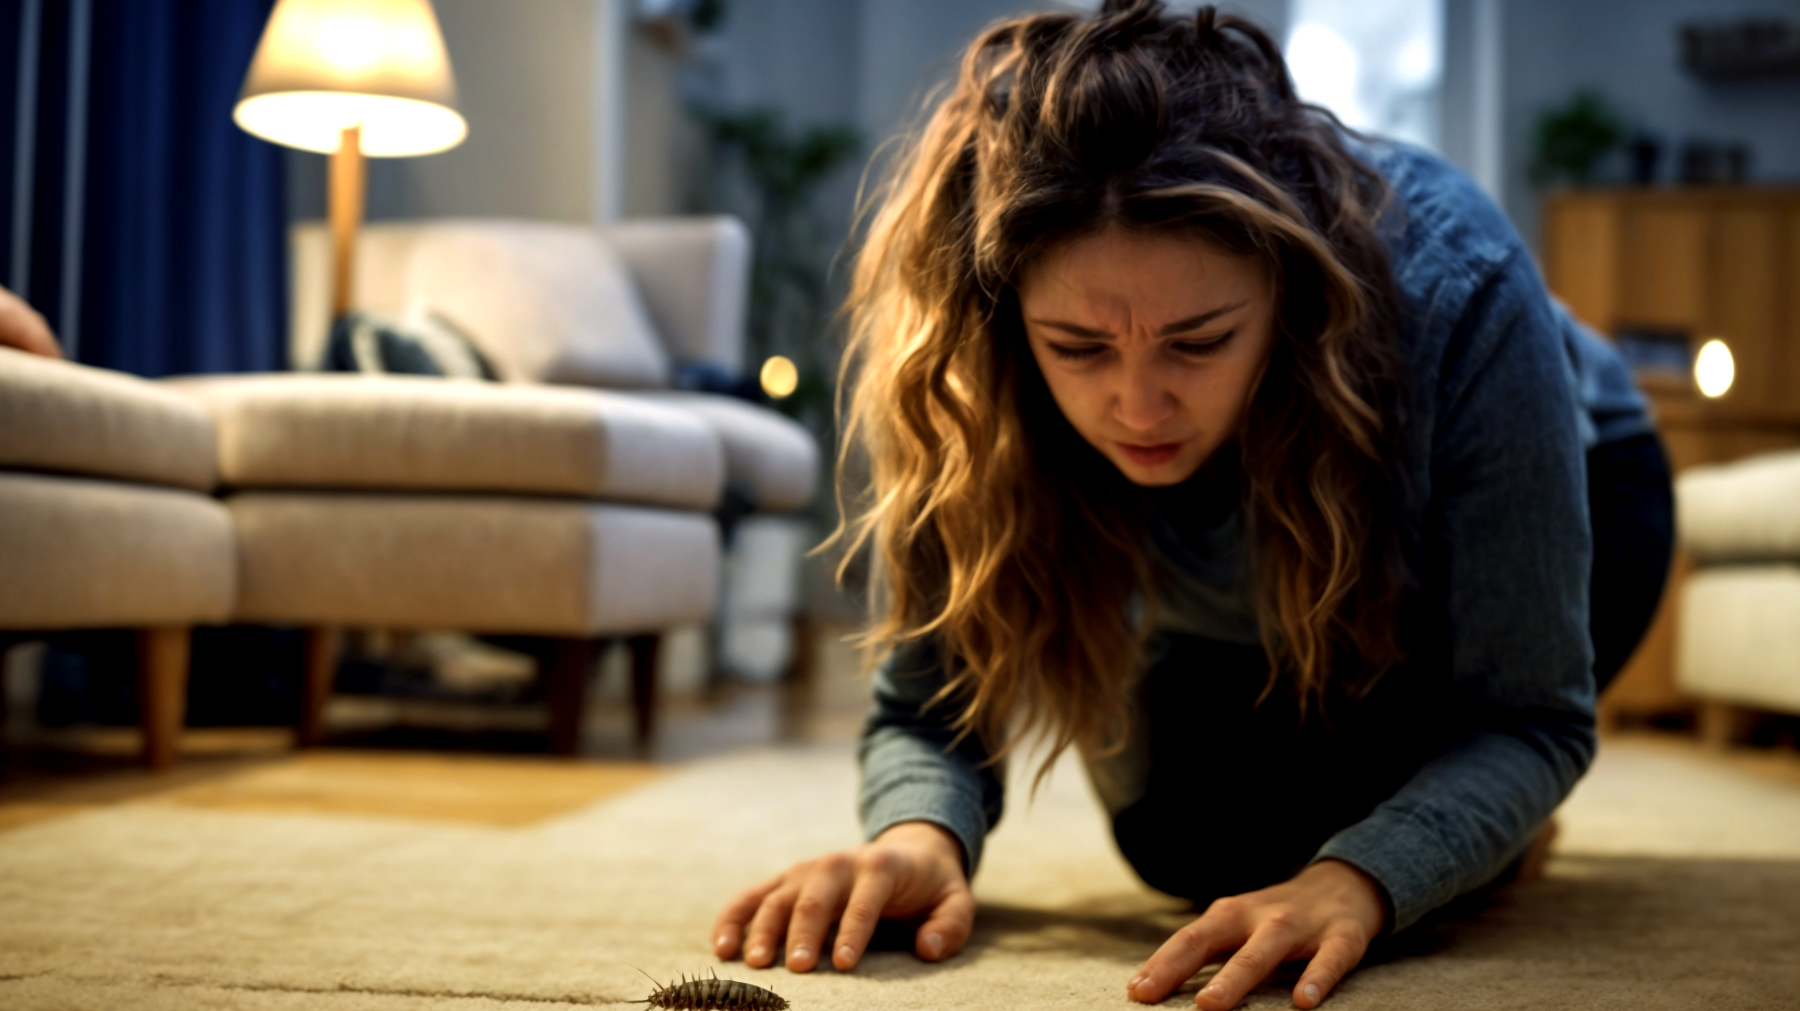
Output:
[
  {"xmin": 1312, "ymin": 252, "xmax": 1598, "ymax": 933},
  {"xmin": 857, "ymin": 638, "xmax": 1006, "ymax": 877}
]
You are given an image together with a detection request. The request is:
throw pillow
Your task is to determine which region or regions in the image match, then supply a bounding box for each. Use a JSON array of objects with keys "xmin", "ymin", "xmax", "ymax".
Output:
[
  {"xmin": 319, "ymin": 310, "xmax": 500, "ymax": 380},
  {"xmin": 401, "ymin": 222, "xmax": 671, "ymax": 388}
]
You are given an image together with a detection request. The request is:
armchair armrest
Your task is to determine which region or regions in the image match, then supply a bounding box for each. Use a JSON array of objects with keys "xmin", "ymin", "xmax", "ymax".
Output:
[{"xmin": 603, "ymin": 216, "xmax": 751, "ymax": 378}]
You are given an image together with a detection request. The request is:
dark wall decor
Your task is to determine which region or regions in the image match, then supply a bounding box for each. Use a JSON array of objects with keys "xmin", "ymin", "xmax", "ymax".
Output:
[{"xmin": 1681, "ymin": 18, "xmax": 1800, "ymax": 80}]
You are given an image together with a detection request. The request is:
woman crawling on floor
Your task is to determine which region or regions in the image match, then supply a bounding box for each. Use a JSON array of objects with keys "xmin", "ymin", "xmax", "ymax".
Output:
[{"xmin": 711, "ymin": 3, "xmax": 1673, "ymax": 1007}]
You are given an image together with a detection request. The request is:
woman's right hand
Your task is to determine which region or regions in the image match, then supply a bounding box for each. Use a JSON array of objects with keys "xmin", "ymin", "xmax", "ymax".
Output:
[
  {"xmin": 711, "ymin": 821, "xmax": 975, "ymax": 973},
  {"xmin": 0, "ymin": 285, "xmax": 60, "ymax": 359}
]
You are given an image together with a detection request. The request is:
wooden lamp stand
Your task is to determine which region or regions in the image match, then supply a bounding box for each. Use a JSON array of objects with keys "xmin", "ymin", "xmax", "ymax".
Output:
[{"xmin": 328, "ymin": 125, "xmax": 364, "ymax": 318}]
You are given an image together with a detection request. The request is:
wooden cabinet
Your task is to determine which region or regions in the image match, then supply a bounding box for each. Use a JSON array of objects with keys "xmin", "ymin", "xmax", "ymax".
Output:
[{"xmin": 1542, "ymin": 188, "xmax": 1800, "ymax": 728}]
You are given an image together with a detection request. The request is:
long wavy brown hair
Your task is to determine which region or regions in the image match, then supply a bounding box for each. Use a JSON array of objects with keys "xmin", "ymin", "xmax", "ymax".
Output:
[{"xmin": 833, "ymin": 0, "xmax": 1412, "ymax": 777}]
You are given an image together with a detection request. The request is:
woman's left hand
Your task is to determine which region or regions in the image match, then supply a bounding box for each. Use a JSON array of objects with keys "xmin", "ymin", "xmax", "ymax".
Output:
[{"xmin": 1126, "ymin": 859, "xmax": 1387, "ymax": 1009}]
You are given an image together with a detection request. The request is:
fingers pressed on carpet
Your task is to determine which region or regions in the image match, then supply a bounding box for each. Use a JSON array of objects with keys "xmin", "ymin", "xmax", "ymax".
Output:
[
  {"xmin": 743, "ymin": 885, "xmax": 800, "ymax": 968},
  {"xmin": 1129, "ymin": 910, "xmax": 1241, "ymax": 1003},
  {"xmin": 785, "ymin": 856, "xmax": 855, "ymax": 971},
  {"xmin": 714, "ymin": 877, "xmax": 782, "ymax": 959},
  {"xmin": 1294, "ymin": 932, "xmax": 1363, "ymax": 1008},
  {"xmin": 832, "ymin": 867, "xmax": 898, "ymax": 969},
  {"xmin": 913, "ymin": 888, "xmax": 976, "ymax": 961}
]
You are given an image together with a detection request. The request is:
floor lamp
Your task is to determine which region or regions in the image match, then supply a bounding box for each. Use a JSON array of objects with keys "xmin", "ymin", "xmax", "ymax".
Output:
[{"xmin": 233, "ymin": 0, "xmax": 467, "ymax": 322}]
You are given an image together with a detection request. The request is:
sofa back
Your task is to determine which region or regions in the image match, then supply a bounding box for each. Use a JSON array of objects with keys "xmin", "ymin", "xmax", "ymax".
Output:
[{"xmin": 290, "ymin": 216, "xmax": 752, "ymax": 385}]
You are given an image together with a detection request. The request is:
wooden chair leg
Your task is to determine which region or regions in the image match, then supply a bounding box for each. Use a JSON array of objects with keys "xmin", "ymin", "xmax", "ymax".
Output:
[
  {"xmin": 299, "ymin": 627, "xmax": 342, "ymax": 748},
  {"xmin": 1595, "ymin": 697, "xmax": 1622, "ymax": 738},
  {"xmin": 137, "ymin": 627, "xmax": 191, "ymax": 771},
  {"xmin": 626, "ymin": 634, "xmax": 661, "ymax": 757},
  {"xmin": 0, "ymin": 634, "xmax": 19, "ymax": 737},
  {"xmin": 1699, "ymin": 702, "xmax": 1740, "ymax": 751},
  {"xmin": 545, "ymin": 637, "xmax": 604, "ymax": 757},
  {"xmin": 779, "ymin": 615, "xmax": 817, "ymax": 742}
]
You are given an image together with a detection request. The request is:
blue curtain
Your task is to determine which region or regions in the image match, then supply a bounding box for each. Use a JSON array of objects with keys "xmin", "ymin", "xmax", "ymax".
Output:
[
  {"xmin": 80, "ymin": 0, "xmax": 285, "ymax": 375},
  {"xmin": 1, "ymin": 0, "xmax": 285, "ymax": 377}
]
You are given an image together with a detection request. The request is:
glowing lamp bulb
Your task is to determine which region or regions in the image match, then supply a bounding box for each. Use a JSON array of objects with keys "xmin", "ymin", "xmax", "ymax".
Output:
[
  {"xmin": 1694, "ymin": 339, "xmax": 1734, "ymax": 399},
  {"xmin": 760, "ymin": 355, "xmax": 799, "ymax": 399}
]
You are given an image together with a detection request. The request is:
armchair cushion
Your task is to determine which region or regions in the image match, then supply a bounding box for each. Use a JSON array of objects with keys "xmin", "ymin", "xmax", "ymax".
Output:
[
  {"xmin": 1677, "ymin": 565, "xmax": 1800, "ymax": 715},
  {"xmin": 633, "ymin": 392, "xmax": 819, "ymax": 513},
  {"xmin": 1677, "ymin": 449, "xmax": 1800, "ymax": 562},
  {"xmin": 167, "ymin": 374, "xmax": 724, "ymax": 511},
  {"xmin": 603, "ymin": 216, "xmax": 751, "ymax": 376},
  {"xmin": 229, "ymin": 493, "xmax": 719, "ymax": 635},
  {"xmin": 0, "ymin": 472, "xmax": 234, "ymax": 630},
  {"xmin": 0, "ymin": 347, "xmax": 215, "ymax": 491}
]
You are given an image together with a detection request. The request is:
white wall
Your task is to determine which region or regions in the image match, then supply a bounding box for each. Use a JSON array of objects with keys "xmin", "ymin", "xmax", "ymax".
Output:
[
  {"xmin": 622, "ymin": 30, "xmax": 691, "ymax": 219},
  {"xmin": 289, "ymin": 0, "xmax": 612, "ymax": 224}
]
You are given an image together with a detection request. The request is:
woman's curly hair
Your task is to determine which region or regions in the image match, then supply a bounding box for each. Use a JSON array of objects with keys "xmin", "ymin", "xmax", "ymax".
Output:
[{"xmin": 832, "ymin": 0, "xmax": 1412, "ymax": 779}]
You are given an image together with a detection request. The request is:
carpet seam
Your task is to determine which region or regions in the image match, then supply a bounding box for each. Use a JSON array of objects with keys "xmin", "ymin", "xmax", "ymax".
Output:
[
  {"xmin": 136, "ymin": 973, "xmax": 627, "ymax": 1006},
  {"xmin": 214, "ymin": 982, "xmax": 621, "ymax": 1006}
]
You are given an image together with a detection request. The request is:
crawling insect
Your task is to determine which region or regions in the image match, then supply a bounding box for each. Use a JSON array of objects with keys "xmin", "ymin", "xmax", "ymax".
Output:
[{"xmin": 629, "ymin": 966, "xmax": 790, "ymax": 1011}]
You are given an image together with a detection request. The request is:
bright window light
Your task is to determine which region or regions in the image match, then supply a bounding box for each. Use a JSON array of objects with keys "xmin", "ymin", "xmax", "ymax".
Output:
[
  {"xmin": 1694, "ymin": 339, "xmax": 1734, "ymax": 398},
  {"xmin": 1286, "ymin": 0, "xmax": 1443, "ymax": 149},
  {"xmin": 1288, "ymin": 25, "xmax": 1364, "ymax": 126}
]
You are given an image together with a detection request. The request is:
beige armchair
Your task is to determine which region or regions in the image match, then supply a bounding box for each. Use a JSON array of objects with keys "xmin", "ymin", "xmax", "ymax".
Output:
[
  {"xmin": 286, "ymin": 215, "xmax": 820, "ymax": 686},
  {"xmin": 156, "ymin": 215, "xmax": 816, "ymax": 755}
]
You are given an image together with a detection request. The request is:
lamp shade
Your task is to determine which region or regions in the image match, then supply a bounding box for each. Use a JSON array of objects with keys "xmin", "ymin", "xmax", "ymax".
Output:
[{"xmin": 234, "ymin": 0, "xmax": 467, "ymax": 157}]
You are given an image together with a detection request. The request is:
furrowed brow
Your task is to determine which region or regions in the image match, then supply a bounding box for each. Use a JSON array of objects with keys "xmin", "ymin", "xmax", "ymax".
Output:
[
  {"xmin": 1032, "ymin": 320, "xmax": 1112, "ymax": 339},
  {"xmin": 1029, "ymin": 300, "xmax": 1250, "ymax": 340},
  {"xmin": 1156, "ymin": 300, "xmax": 1249, "ymax": 336}
]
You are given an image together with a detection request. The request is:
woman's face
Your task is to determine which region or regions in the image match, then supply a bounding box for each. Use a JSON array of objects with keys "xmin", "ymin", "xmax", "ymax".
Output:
[{"xmin": 1017, "ymin": 226, "xmax": 1277, "ymax": 487}]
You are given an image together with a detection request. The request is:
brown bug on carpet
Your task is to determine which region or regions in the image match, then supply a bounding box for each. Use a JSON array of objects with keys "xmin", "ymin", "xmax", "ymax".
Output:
[{"xmin": 629, "ymin": 966, "xmax": 790, "ymax": 1011}]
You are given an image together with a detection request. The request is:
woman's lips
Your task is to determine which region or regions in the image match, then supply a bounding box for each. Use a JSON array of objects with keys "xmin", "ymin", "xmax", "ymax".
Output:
[{"xmin": 1117, "ymin": 441, "xmax": 1184, "ymax": 466}]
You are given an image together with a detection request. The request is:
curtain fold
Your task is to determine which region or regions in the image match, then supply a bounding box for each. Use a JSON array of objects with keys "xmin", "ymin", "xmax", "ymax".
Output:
[
  {"xmin": 79, "ymin": 0, "xmax": 284, "ymax": 376},
  {"xmin": 0, "ymin": 0, "xmax": 287, "ymax": 377}
]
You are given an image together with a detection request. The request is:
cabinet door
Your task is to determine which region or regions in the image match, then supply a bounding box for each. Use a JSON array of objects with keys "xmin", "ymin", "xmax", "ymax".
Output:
[
  {"xmin": 1543, "ymin": 196, "xmax": 1620, "ymax": 329},
  {"xmin": 1618, "ymin": 204, "xmax": 1708, "ymax": 331},
  {"xmin": 1709, "ymin": 205, "xmax": 1782, "ymax": 410},
  {"xmin": 1788, "ymin": 208, "xmax": 1800, "ymax": 410}
]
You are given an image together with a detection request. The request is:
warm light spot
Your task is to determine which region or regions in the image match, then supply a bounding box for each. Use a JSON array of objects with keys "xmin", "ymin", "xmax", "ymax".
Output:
[
  {"xmin": 233, "ymin": 92, "xmax": 467, "ymax": 156},
  {"xmin": 317, "ymin": 16, "xmax": 385, "ymax": 70},
  {"xmin": 1695, "ymin": 339, "xmax": 1734, "ymax": 398},
  {"xmin": 761, "ymin": 355, "xmax": 799, "ymax": 399}
]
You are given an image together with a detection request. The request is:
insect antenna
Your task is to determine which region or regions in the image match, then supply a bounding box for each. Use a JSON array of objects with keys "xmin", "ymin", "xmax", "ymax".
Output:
[{"xmin": 622, "ymin": 962, "xmax": 665, "ymax": 1001}]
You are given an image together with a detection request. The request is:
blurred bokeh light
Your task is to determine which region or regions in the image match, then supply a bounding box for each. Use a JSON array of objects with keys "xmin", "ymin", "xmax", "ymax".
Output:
[{"xmin": 1695, "ymin": 339, "xmax": 1735, "ymax": 399}]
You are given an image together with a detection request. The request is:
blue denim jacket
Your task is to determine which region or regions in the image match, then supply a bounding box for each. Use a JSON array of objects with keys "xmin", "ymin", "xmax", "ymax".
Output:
[{"xmin": 858, "ymin": 143, "xmax": 1644, "ymax": 933}]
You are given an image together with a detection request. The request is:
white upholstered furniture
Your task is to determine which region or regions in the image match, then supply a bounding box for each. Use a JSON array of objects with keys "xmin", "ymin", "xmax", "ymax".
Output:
[
  {"xmin": 166, "ymin": 372, "xmax": 725, "ymax": 754},
  {"xmin": 287, "ymin": 216, "xmax": 820, "ymax": 683},
  {"xmin": 0, "ymin": 347, "xmax": 235, "ymax": 768},
  {"xmin": 1673, "ymin": 449, "xmax": 1800, "ymax": 743},
  {"xmin": 155, "ymin": 215, "xmax": 816, "ymax": 753},
  {"xmin": 0, "ymin": 216, "xmax": 815, "ymax": 764}
]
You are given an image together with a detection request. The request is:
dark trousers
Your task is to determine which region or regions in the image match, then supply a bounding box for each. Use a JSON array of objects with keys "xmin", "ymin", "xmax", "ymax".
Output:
[{"xmin": 1112, "ymin": 432, "xmax": 1675, "ymax": 903}]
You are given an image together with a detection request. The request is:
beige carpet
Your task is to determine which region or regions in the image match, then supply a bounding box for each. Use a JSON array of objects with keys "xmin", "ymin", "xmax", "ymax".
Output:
[
  {"xmin": 0, "ymin": 743, "xmax": 664, "ymax": 832},
  {"xmin": 1, "ymin": 737, "xmax": 1798, "ymax": 1010}
]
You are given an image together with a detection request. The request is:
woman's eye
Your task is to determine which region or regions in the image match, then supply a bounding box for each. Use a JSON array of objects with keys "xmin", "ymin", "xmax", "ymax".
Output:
[
  {"xmin": 1173, "ymin": 331, "xmax": 1234, "ymax": 357},
  {"xmin": 1048, "ymin": 343, "xmax": 1106, "ymax": 361}
]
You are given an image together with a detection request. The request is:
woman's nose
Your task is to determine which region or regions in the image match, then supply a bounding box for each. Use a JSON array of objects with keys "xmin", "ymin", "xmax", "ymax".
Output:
[{"xmin": 1113, "ymin": 361, "xmax": 1175, "ymax": 433}]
